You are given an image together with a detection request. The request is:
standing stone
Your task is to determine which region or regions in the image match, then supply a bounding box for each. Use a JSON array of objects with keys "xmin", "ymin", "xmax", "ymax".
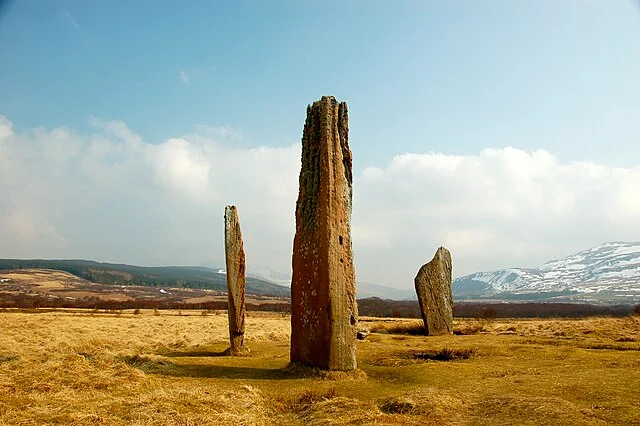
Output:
[
  {"xmin": 290, "ymin": 96, "xmax": 358, "ymax": 371},
  {"xmin": 224, "ymin": 205, "xmax": 246, "ymax": 354},
  {"xmin": 414, "ymin": 247, "xmax": 454, "ymax": 335}
]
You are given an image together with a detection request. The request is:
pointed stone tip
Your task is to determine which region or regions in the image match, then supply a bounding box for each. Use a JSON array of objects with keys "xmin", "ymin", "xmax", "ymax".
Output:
[{"xmin": 434, "ymin": 246, "xmax": 452, "ymax": 261}]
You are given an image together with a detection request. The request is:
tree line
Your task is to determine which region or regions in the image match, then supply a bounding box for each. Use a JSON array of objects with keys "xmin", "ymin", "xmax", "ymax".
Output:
[{"xmin": 1, "ymin": 292, "xmax": 636, "ymax": 318}]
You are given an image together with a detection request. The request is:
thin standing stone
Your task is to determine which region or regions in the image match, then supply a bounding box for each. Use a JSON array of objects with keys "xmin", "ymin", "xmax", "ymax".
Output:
[{"xmin": 224, "ymin": 205, "xmax": 246, "ymax": 354}]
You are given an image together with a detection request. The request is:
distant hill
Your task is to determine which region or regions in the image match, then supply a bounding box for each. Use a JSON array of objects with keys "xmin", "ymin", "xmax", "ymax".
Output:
[
  {"xmin": 453, "ymin": 242, "xmax": 640, "ymax": 303},
  {"xmin": 0, "ymin": 259, "xmax": 290, "ymax": 297},
  {"xmin": 247, "ymin": 266, "xmax": 417, "ymax": 300},
  {"xmin": 356, "ymin": 281, "xmax": 416, "ymax": 300}
]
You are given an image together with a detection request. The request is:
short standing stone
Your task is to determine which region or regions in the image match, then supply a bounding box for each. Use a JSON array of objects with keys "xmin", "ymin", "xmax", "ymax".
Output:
[
  {"xmin": 414, "ymin": 247, "xmax": 453, "ymax": 335},
  {"xmin": 290, "ymin": 96, "xmax": 358, "ymax": 371},
  {"xmin": 224, "ymin": 205, "xmax": 246, "ymax": 354}
]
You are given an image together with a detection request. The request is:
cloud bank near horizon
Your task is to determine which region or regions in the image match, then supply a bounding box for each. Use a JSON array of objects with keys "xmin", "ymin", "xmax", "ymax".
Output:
[{"xmin": 1, "ymin": 114, "xmax": 638, "ymax": 288}]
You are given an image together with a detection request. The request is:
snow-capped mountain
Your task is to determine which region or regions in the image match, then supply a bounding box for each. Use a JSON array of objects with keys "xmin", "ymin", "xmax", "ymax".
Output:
[
  {"xmin": 246, "ymin": 267, "xmax": 417, "ymax": 300},
  {"xmin": 247, "ymin": 267, "xmax": 292, "ymax": 287},
  {"xmin": 453, "ymin": 242, "xmax": 640, "ymax": 303}
]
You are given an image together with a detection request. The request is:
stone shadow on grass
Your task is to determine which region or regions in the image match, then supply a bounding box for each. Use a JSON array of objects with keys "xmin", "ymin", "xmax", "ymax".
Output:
[
  {"xmin": 123, "ymin": 354, "xmax": 283, "ymax": 380},
  {"xmin": 123, "ymin": 355, "xmax": 366, "ymax": 381},
  {"xmin": 156, "ymin": 363, "xmax": 287, "ymax": 380},
  {"xmin": 161, "ymin": 350, "xmax": 229, "ymax": 358}
]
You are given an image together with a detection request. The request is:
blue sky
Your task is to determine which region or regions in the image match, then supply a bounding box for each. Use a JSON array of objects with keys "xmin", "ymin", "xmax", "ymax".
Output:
[
  {"xmin": 3, "ymin": 1, "xmax": 640, "ymax": 167},
  {"xmin": 1, "ymin": 1, "xmax": 640, "ymax": 288}
]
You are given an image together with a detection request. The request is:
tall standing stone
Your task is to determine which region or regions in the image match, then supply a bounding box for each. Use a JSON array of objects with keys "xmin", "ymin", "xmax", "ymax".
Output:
[
  {"xmin": 290, "ymin": 96, "xmax": 358, "ymax": 371},
  {"xmin": 414, "ymin": 247, "xmax": 454, "ymax": 336},
  {"xmin": 224, "ymin": 205, "xmax": 246, "ymax": 354}
]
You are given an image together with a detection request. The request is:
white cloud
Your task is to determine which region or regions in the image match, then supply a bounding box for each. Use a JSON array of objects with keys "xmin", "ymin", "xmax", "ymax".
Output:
[
  {"xmin": 60, "ymin": 10, "xmax": 79, "ymax": 30},
  {"xmin": 0, "ymin": 114, "xmax": 639, "ymax": 290},
  {"xmin": 354, "ymin": 148, "xmax": 640, "ymax": 285},
  {"xmin": 0, "ymin": 115, "xmax": 299, "ymax": 271},
  {"xmin": 150, "ymin": 138, "xmax": 211, "ymax": 199},
  {"xmin": 178, "ymin": 65, "xmax": 215, "ymax": 85},
  {"xmin": 89, "ymin": 117, "xmax": 143, "ymax": 148},
  {"xmin": 0, "ymin": 115, "xmax": 13, "ymax": 140}
]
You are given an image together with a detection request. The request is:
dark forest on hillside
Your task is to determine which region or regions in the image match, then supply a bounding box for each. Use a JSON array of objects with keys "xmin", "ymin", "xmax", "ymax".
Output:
[{"xmin": 0, "ymin": 259, "xmax": 288, "ymax": 296}]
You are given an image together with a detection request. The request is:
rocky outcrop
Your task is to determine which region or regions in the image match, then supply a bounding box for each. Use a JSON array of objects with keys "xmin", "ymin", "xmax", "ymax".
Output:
[
  {"xmin": 224, "ymin": 205, "xmax": 246, "ymax": 354},
  {"xmin": 414, "ymin": 247, "xmax": 453, "ymax": 335},
  {"xmin": 356, "ymin": 328, "xmax": 370, "ymax": 340},
  {"xmin": 290, "ymin": 96, "xmax": 358, "ymax": 371}
]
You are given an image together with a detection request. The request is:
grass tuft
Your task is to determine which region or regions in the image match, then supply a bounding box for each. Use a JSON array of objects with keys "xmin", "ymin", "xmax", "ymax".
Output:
[
  {"xmin": 279, "ymin": 387, "xmax": 337, "ymax": 413},
  {"xmin": 0, "ymin": 355, "xmax": 19, "ymax": 364},
  {"xmin": 579, "ymin": 343, "xmax": 640, "ymax": 351},
  {"xmin": 370, "ymin": 320, "xmax": 426, "ymax": 335},
  {"xmin": 453, "ymin": 323, "xmax": 485, "ymax": 335},
  {"xmin": 379, "ymin": 396, "xmax": 416, "ymax": 414},
  {"xmin": 120, "ymin": 354, "xmax": 176, "ymax": 374}
]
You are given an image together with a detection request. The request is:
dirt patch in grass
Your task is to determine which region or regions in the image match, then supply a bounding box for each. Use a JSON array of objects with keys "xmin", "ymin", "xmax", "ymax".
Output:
[
  {"xmin": 0, "ymin": 355, "xmax": 19, "ymax": 364},
  {"xmin": 379, "ymin": 396, "xmax": 417, "ymax": 414},
  {"xmin": 411, "ymin": 347, "xmax": 479, "ymax": 361},
  {"xmin": 368, "ymin": 346, "xmax": 479, "ymax": 367}
]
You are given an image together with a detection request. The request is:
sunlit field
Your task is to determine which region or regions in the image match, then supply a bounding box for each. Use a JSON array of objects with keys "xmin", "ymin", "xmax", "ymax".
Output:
[{"xmin": 1, "ymin": 309, "xmax": 639, "ymax": 425}]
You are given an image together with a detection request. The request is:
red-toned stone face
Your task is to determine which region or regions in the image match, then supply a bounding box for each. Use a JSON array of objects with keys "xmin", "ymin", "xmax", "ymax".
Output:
[{"xmin": 290, "ymin": 96, "xmax": 358, "ymax": 371}]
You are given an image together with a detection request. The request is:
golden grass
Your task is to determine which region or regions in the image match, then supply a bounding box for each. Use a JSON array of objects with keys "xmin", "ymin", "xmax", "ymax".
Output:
[
  {"xmin": 369, "ymin": 319, "xmax": 427, "ymax": 335},
  {"xmin": 0, "ymin": 269, "xmax": 81, "ymax": 289},
  {"xmin": 1, "ymin": 310, "xmax": 639, "ymax": 425}
]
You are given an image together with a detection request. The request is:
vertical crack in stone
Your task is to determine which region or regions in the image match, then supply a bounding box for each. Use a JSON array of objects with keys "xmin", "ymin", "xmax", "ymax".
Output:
[{"xmin": 290, "ymin": 96, "xmax": 357, "ymax": 371}]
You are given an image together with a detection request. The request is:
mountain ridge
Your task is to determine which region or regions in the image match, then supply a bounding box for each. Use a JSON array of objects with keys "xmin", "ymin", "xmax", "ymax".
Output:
[{"xmin": 453, "ymin": 242, "xmax": 640, "ymax": 303}]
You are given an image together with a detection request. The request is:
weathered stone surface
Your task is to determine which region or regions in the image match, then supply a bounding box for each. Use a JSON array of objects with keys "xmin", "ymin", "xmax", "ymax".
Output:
[
  {"xmin": 414, "ymin": 247, "xmax": 453, "ymax": 336},
  {"xmin": 224, "ymin": 205, "xmax": 246, "ymax": 354},
  {"xmin": 290, "ymin": 96, "xmax": 358, "ymax": 371}
]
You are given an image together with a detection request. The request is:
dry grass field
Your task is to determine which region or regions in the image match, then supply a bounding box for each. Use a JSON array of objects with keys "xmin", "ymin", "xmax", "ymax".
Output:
[{"xmin": 1, "ymin": 310, "xmax": 639, "ymax": 425}]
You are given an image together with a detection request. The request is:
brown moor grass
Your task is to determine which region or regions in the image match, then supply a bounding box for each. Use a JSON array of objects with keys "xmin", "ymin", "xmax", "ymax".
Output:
[{"xmin": 1, "ymin": 310, "xmax": 639, "ymax": 425}]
